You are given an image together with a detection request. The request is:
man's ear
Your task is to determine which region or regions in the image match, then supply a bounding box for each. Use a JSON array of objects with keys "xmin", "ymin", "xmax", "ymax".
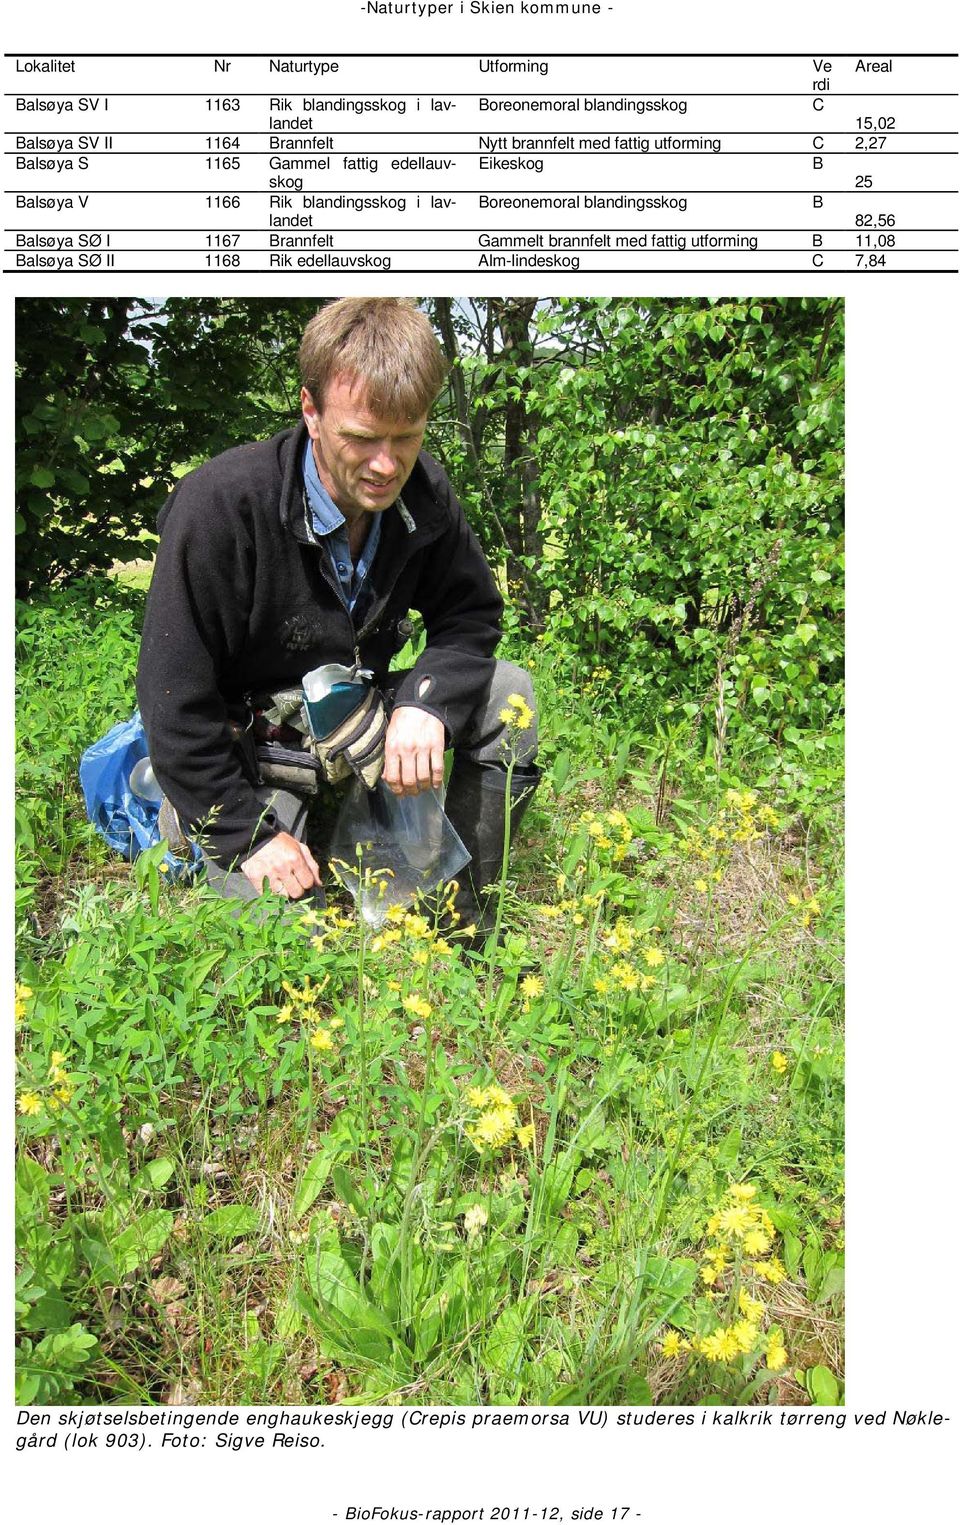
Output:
[{"xmin": 301, "ymin": 385, "xmax": 321, "ymax": 437}]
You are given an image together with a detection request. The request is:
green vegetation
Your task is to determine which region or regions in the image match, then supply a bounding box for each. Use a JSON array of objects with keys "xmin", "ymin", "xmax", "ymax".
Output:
[{"xmin": 15, "ymin": 298, "xmax": 843, "ymax": 1406}]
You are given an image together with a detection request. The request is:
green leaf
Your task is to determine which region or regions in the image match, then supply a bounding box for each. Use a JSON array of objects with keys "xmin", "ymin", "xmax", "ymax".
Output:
[
  {"xmin": 111, "ymin": 1210, "xmax": 174, "ymax": 1274},
  {"xmin": 201, "ymin": 1205, "xmax": 260, "ymax": 1241},
  {"xmin": 307, "ymin": 1249, "xmax": 399, "ymax": 1363},
  {"xmin": 807, "ymin": 1364, "xmax": 840, "ymax": 1405},
  {"xmin": 332, "ymin": 1166, "xmax": 366, "ymax": 1217},
  {"xmin": 483, "ymin": 1296, "xmax": 534, "ymax": 1382},
  {"xmin": 132, "ymin": 1158, "xmax": 175, "ymax": 1193},
  {"xmin": 292, "ymin": 1151, "xmax": 335, "ymax": 1220},
  {"xmin": 29, "ymin": 467, "xmax": 56, "ymax": 489}
]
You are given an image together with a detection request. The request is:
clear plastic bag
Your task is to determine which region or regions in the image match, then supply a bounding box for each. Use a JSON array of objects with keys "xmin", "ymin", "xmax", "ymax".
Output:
[{"xmin": 327, "ymin": 777, "xmax": 470, "ymax": 928}]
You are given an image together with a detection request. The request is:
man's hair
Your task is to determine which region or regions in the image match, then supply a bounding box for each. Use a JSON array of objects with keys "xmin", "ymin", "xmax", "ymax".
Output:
[{"xmin": 299, "ymin": 298, "xmax": 448, "ymax": 421}]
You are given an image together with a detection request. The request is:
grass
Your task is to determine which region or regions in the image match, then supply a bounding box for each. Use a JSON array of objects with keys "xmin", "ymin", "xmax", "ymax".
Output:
[{"xmin": 15, "ymin": 580, "xmax": 844, "ymax": 1407}]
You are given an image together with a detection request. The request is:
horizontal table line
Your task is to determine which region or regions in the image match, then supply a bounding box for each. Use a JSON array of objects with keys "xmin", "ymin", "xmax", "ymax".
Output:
[
  {"xmin": 5, "ymin": 131, "xmax": 959, "ymax": 136},
  {"xmin": 5, "ymin": 240, "xmax": 956, "ymax": 247},
  {"xmin": 6, "ymin": 267, "xmax": 956, "ymax": 274},
  {"xmin": 6, "ymin": 51, "xmax": 960, "ymax": 57},
  {"xmin": 6, "ymin": 91, "xmax": 960, "ymax": 97},
  {"xmin": 7, "ymin": 226, "xmax": 954, "ymax": 232}
]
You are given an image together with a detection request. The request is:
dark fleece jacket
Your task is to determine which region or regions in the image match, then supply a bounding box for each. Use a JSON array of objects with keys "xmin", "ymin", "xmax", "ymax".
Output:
[{"xmin": 136, "ymin": 421, "xmax": 503, "ymax": 868}]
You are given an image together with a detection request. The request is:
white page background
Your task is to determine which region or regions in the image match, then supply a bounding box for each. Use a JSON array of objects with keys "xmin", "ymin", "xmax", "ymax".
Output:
[{"xmin": 3, "ymin": 2, "xmax": 957, "ymax": 1518}]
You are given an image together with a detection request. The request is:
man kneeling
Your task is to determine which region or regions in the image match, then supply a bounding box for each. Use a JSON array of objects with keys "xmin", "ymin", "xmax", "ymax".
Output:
[{"xmin": 136, "ymin": 297, "xmax": 538, "ymax": 936}]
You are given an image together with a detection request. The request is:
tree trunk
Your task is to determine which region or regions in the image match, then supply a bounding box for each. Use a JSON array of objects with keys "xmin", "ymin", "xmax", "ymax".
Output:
[{"xmin": 491, "ymin": 297, "xmax": 544, "ymax": 627}]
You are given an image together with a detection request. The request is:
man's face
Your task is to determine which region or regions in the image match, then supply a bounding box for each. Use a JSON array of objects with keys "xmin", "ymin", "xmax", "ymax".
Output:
[{"xmin": 301, "ymin": 374, "xmax": 428, "ymax": 520}]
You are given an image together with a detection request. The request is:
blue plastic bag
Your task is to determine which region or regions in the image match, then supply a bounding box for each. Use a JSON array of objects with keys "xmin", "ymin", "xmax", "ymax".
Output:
[{"xmin": 79, "ymin": 710, "xmax": 201, "ymax": 878}]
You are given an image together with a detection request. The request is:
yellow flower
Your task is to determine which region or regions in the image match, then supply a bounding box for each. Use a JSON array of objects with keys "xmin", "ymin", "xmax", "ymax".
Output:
[
  {"xmin": 466, "ymin": 1086, "xmax": 488, "ymax": 1107},
  {"xmin": 738, "ymin": 1291, "xmax": 765, "ymax": 1323},
  {"xmin": 538, "ymin": 904, "xmax": 563, "ymax": 919},
  {"xmin": 18, "ymin": 1091, "xmax": 43, "ymax": 1116},
  {"xmin": 787, "ymin": 893, "xmax": 801, "ymax": 907},
  {"xmin": 282, "ymin": 975, "xmax": 319, "ymax": 1006},
  {"xmin": 403, "ymin": 995, "xmax": 432, "ymax": 1021},
  {"xmin": 15, "ymin": 983, "xmax": 33, "ymax": 1023},
  {"xmin": 370, "ymin": 928, "xmax": 402, "ymax": 951},
  {"xmin": 717, "ymin": 1205, "xmax": 752, "ymax": 1238},
  {"xmin": 310, "ymin": 1028, "xmax": 334, "ymax": 1052},
  {"xmin": 602, "ymin": 921, "xmax": 634, "ymax": 955},
  {"xmin": 712, "ymin": 869, "xmax": 723, "ymax": 883},
  {"xmin": 716, "ymin": 1328, "xmax": 742, "ymax": 1361},
  {"xmin": 758, "ymin": 805, "xmax": 779, "ymax": 828},
  {"xmin": 731, "ymin": 1319, "xmax": 760, "ymax": 1354},
  {"xmin": 467, "ymin": 1105, "xmax": 516, "ymax": 1152},
  {"xmin": 694, "ymin": 878, "xmax": 708, "ymax": 893},
  {"xmin": 611, "ymin": 961, "xmax": 639, "ymax": 992},
  {"xmin": 727, "ymin": 1183, "xmax": 757, "ymax": 1201},
  {"xmin": 639, "ymin": 974, "xmax": 657, "ymax": 992},
  {"xmin": 698, "ymin": 1329, "xmax": 738, "ymax": 1363},
  {"xmin": 807, "ymin": 897, "xmax": 822, "ymax": 917},
  {"xmin": 700, "ymin": 1263, "xmax": 720, "ymax": 1286},
  {"xmin": 743, "ymin": 1229, "xmax": 771, "ymax": 1257},
  {"xmin": 752, "ymin": 1257, "xmax": 787, "ymax": 1286},
  {"xmin": 516, "ymin": 1123, "xmax": 535, "ymax": 1149},
  {"xmin": 403, "ymin": 913, "xmax": 432, "ymax": 939},
  {"xmin": 500, "ymin": 694, "xmax": 534, "ymax": 731},
  {"xmin": 661, "ymin": 1330, "xmax": 684, "ymax": 1359},
  {"xmin": 275, "ymin": 1003, "xmax": 295, "ymax": 1025},
  {"xmin": 771, "ymin": 1051, "xmax": 789, "ymax": 1074},
  {"xmin": 765, "ymin": 1332, "xmax": 788, "ymax": 1371},
  {"xmin": 642, "ymin": 947, "xmax": 666, "ymax": 968},
  {"xmin": 483, "ymin": 1084, "xmax": 513, "ymax": 1109},
  {"xmin": 520, "ymin": 974, "xmax": 545, "ymax": 1002},
  {"xmin": 411, "ymin": 948, "xmax": 429, "ymax": 967},
  {"xmin": 593, "ymin": 977, "xmax": 610, "ymax": 996}
]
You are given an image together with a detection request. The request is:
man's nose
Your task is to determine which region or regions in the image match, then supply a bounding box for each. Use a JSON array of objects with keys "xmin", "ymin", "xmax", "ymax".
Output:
[{"xmin": 369, "ymin": 444, "xmax": 399, "ymax": 478}]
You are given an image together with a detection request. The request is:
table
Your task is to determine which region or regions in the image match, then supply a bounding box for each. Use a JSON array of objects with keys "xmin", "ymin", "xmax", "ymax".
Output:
[{"xmin": 5, "ymin": 52, "xmax": 958, "ymax": 274}]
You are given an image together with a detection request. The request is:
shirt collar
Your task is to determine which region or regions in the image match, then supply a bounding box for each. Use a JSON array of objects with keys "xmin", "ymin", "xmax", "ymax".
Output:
[{"xmin": 302, "ymin": 436, "xmax": 345, "ymax": 535}]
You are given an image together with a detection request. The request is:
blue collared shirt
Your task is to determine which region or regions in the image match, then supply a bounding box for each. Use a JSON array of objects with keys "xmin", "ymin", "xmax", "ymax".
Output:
[{"xmin": 302, "ymin": 437, "xmax": 383, "ymax": 615}]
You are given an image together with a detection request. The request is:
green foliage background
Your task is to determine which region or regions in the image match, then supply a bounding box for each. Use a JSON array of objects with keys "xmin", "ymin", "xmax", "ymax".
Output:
[{"xmin": 16, "ymin": 298, "xmax": 843, "ymax": 743}]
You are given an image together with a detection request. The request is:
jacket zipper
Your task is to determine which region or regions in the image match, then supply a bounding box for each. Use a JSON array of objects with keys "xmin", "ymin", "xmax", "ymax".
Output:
[{"xmin": 300, "ymin": 487, "xmax": 445, "ymax": 655}]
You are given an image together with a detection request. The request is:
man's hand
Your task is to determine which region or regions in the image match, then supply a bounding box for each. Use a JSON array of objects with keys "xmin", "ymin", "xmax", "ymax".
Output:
[
  {"xmin": 383, "ymin": 706, "xmax": 445, "ymax": 796},
  {"xmin": 241, "ymin": 832, "xmax": 322, "ymax": 898}
]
